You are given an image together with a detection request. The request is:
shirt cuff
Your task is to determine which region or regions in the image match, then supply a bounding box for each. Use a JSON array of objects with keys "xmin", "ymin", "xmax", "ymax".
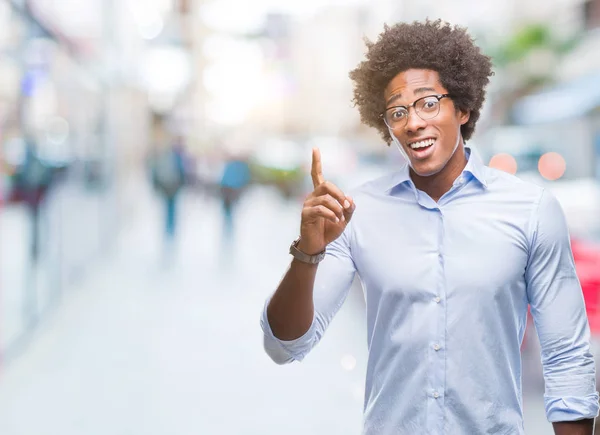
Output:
[
  {"xmin": 545, "ymin": 392, "xmax": 600, "ymax": 422},
  {"xmin": 260, "ymin": 298, "xmax": 317, "ymax": 364}
]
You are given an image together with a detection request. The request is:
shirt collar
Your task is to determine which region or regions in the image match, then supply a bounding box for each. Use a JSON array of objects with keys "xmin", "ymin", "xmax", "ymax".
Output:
[
  {"xmin": 463, "ymin": 145, "xmax": 488, "ymax": 188},
  {"xmin": 385, "ymin": 145, "xmax": 488, "ymax": 193}
]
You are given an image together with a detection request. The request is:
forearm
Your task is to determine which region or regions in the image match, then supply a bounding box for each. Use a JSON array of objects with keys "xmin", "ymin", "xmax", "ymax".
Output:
[
  {"xmin": 553, "ymin": 419, "xmax": 594, "ymax": 435},
  {"xmin": 266, "ymin": 259, "xmax": 318, "ymax": 340}
]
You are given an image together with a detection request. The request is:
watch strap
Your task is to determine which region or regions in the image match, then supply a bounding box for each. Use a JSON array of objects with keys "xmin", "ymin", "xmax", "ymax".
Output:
[{"xmin": 289, "ymin": 238, "xmax": 326, "ymax": 264}]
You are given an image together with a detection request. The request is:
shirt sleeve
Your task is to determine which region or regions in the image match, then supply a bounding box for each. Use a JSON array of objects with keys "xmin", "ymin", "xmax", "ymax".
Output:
[
  {"xmin": 525, "ymin": 189, "xmax": 599, "ymax": 422},
  {"xmin": 261, "ymin": 227, "xmax": 357, "ymax": 364}
]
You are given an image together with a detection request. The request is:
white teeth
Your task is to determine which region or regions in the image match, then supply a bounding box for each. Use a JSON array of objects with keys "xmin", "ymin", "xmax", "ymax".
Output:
[{"xmin": 409, "ymin": 139, "xmax": 435, "ymax": 149}]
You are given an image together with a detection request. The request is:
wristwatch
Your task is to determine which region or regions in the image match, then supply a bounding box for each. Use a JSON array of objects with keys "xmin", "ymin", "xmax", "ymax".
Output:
[{"xmin": 289, "ymin": 237, "xmax": 326, "ymax": 264}]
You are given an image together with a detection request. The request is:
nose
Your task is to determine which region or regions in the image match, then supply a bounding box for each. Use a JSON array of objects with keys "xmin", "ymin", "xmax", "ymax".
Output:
[{"xmin": 404, "ymin": 107, "xmax": 427, "ymax": 134}]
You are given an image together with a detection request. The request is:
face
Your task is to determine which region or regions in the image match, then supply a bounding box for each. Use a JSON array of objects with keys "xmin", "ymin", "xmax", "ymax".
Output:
[{"xmin": 384, "ymin": 69, "xmax": 470, "ymax": 176}]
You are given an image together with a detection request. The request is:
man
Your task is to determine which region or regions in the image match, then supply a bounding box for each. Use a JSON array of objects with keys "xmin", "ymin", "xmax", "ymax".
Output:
[
  {"xmin": 13, "ymin": 137, "xmax": 54, "ymax": 263},
  {"xmin": 261, "ymin": 20, "xmax": 599, "ymax": 434},
  {"xmin": 150, "ymin": 135, "xmax": 187, "ymax": 245},
  {"xmin": 219, "ymin": 152, "xmax": 251, "ymax": 236}
]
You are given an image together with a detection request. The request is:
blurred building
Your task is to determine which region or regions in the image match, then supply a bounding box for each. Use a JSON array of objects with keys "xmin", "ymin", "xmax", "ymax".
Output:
[
  {"xmin": 284, "ymin": 7, "xmax": 364, "ymax": 137},
  {"xmin": 0, "ymin": 0, "xmax": 196, "ymax": 360}
]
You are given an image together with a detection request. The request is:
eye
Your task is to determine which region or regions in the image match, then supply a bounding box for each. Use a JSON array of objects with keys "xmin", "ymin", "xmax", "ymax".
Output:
[
  {"xmin": 420, "ymin": 98, "xmax": 439, "ymax": 111},
  {"xmin": 390, "ymin": 109, "xmax": 407, "ymax": 120}
]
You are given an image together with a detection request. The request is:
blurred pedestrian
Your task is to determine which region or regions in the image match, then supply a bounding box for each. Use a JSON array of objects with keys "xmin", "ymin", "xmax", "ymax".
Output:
[
  {"xmin": 219, "ymin": 154, "xmax": 250, "ymax": 236},
  {"xmin": 150, "ymin": 136, "xmax": 187, "ymax": 246},
  {"xmin": 261, "ymin": 20, "xmax": 598, "ymax": 435},
  {"xmin": 12, "ymin": 137, "xmax": 53, "ymax": 263}
]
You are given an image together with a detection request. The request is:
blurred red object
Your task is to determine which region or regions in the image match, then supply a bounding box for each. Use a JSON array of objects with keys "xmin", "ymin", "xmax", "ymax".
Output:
[{"xmin": 572, "ymin": 238, "xmax": 600, "ymax": 334}]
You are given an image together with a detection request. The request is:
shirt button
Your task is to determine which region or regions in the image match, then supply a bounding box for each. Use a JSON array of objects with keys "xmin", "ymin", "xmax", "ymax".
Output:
[
  {"xmin": 433, "ymin": 392, "xmax": 440, "ymax": 399},
  {"xmin": 434, "ymin": 297, "xmax": 441, "ymax": 303},
  {"xmin": 433, "ymin": 344, "xmax": 441, "ymax": 351}
]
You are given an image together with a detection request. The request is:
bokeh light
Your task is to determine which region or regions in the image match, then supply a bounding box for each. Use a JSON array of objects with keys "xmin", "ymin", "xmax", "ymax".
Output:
[
  {"xmin": 341, "ymin": 354, "xmax": 357, "ymax": 372},
  {"xmin": 538, "ymin": 152, "xmax": 566, "ymax": 181},
  {"xmin": 488, "ymin": 153, "xmax": 518, "ymax": 175}
]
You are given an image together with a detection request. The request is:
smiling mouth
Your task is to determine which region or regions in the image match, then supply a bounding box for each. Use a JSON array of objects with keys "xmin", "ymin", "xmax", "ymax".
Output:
[
  {"xmin": 408, "ymin": 139, "xmax": 435, "ymax": 150},
  {"xmin": 408, "ymin": 138, "xmax": 436, "ymax": 151}
]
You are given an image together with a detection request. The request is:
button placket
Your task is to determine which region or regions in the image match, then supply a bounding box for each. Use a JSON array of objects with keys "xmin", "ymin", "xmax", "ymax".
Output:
[{"xmin": 428, "ymin": 208, "xmax": 446, "ymax": 425}]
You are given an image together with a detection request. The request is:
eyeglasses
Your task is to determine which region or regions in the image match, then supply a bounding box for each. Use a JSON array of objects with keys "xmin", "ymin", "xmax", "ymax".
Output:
[{"xmin": 382, "ymin": 94, "xmax": 451, "ymax": 130}]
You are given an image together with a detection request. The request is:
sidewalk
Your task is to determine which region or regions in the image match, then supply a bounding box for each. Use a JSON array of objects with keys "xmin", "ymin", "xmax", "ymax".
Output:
[
  {"xmin": 0, "ymin": 181, "xmax": 114, "ymax": 357},
  {"xmin": 0, "ymin": 186, "xmax": 367, "ymax": 435}
]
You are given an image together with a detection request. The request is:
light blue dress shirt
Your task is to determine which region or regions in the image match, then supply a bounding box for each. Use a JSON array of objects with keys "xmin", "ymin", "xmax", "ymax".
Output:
[{"xmin": 261, "ymin": 147, "xmax": 599, "ymax": 434}]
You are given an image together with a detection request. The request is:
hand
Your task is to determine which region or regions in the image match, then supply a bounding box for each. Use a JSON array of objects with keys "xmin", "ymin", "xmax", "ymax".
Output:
[{"xmin": 298, "ymin": 148, "xmax": 356, "ymax": 255}]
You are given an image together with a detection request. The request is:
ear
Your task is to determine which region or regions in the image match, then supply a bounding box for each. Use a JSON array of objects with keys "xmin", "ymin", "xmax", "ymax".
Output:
[{"xmin": 458, "ymin": 110, "xmax": 470, "ymax": 125}]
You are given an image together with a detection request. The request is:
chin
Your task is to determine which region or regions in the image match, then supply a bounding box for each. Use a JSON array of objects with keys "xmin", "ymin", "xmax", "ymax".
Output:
[{"xmin": 411, "ymin": 161, "xmax": 444, "ymax": 177}]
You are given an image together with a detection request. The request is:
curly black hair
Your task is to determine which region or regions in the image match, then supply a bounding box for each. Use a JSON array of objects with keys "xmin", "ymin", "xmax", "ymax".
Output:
[{"xmin": 349, "ymin": 19, "xmax": 494, "ymax": 145}]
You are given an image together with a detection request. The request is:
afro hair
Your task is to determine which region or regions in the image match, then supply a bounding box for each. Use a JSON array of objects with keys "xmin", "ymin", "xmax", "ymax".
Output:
[{"xmin": 349, "ymin": 19, "xmax": 494, "ymax": 144}]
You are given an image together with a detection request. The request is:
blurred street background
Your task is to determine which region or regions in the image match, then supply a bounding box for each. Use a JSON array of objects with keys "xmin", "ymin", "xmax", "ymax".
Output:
[{"xmin": 0, "ymin": 0, "xmax": 599, "ymax": 434}]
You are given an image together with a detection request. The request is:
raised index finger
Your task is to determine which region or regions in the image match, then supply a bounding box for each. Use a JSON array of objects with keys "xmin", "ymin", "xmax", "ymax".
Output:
[{"xmin": 311, "ymin": 147, "xmax": 324, "ymax": 188}]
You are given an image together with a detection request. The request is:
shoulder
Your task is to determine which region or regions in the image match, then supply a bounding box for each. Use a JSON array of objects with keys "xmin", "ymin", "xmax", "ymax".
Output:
[{"xmin": 482, "ymin": 167, "xmax": 570, "ymax": 238}]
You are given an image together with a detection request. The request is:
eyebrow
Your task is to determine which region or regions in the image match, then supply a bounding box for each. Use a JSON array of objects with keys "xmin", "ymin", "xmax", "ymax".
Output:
[{"xmin": 386, "ymin": 87, "xmax": 437, "ymax": 107}]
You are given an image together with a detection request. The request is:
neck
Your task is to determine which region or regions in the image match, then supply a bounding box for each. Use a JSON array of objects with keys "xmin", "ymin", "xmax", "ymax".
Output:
[{"xmin": 410, "ymin": 143, "xmax": 467, "ymax": 202}]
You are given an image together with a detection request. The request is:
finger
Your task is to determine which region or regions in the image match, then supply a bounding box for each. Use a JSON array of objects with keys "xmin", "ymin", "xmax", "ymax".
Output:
[
  {"xmin": 302, "ymin": 204, "xmax": 339, "ymax": 224},
  {"xmin": 311, "ymin": 148, "xmax": 324, "ymax": 188},
  {"xmin": 314, "ymin": 181, "xmax": 346, "ymax": 208},
  {"xmin": 343, "ymin": 195, "xmax": 356, "ymax": 222},
  {"xmin": 305, "ymin": 195, "xmax": 344, "ymax": 221}
]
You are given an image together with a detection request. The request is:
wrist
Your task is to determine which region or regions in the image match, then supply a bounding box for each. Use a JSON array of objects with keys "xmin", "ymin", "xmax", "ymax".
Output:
[
  {"xmin": 290, "ymin": 237, "xmax": 326, "ymax": 264},
  {"xmin": 296, "ymin": 239, "xmax": 324, "ymax": 256}
]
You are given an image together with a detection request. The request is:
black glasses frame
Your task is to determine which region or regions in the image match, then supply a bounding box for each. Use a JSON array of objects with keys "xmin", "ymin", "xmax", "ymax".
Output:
[{"xmin": 381, "ymin": 94, "xmax": 451, "ymax": 129}]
